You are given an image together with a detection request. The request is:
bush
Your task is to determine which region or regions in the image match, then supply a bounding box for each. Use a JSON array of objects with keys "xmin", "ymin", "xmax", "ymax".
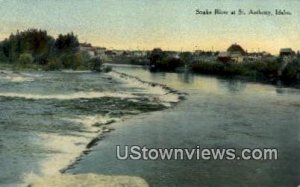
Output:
[
  {"xmin": 44, "ymin": 58, "xmax": 63, "ymax": 71},
  {"xmin": 191, "ymin": 62, "xmax": 245, "ymax": 76},
  {"xmin": 281, "ymin": 62, "xmax": 300, "ymax": 84},
  {"xmin": 60, "ymin": 52, "xmax": 85, "ymax": 70},
  {"xmin": 191, "ymin": 61, "xmax": 280, "ymax": 79},
  {"xmin": 191, "ymin": 62, "xmax": 224, "ymax": 75},
  {"xmin": 89, "ymin": 57, "xmax": 102, "ymax": 72},
  {"xmin": 151, "ymin": 57, "xmax": 184, "ymax": 72},
  {"xmin": 18, "ymin": 53, "xmax": 33, "ymax": 65}
]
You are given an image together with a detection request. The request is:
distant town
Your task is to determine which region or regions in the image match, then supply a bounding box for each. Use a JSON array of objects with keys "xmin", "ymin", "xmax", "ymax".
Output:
[
  {"xmin": 0, "ymin": 29, "xmax": 299, "ymax": 85},
  {"xmin": 79, "ymin": 42, "xmax": 300, "ymax": 85},
  {"xmin": 79, "ymin": 42, "xmax": 299, "ymax": 65}
]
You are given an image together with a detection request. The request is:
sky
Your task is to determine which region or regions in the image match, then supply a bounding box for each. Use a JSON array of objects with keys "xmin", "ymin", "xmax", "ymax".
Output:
[{"xmin": 0, "ymin": 0, "xmax": 299, "ymax": 54}]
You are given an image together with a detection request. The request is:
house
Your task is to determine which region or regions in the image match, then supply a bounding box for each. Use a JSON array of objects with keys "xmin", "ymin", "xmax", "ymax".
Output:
[
  {"xmin": 231, "ymin": 53, "xmax": 244, "ymax": 63},
  {"xmin": 217, "ymin": 51, "xmax": 231, "ymax": 63},
  {"xmin": 227, "ymin": 43, "xmax": 247, "ymax": 56},
  {"xmin": 95, "ymin": 47, "xmax": 106, "ymax": 55},
  {"xmin": 280, "ymin": 48, "xmax": 295, "ymax": 57},
  {"xmin": 79, "ymin": 43, "xmax": 96, "ymax": 58},
  {"xmin": 132, "ymin": 50, "xmax": 147, "ymax": 57},
  {"xmin": 217, "ymin": 43, "xmax": 247, "ymax": 63}
]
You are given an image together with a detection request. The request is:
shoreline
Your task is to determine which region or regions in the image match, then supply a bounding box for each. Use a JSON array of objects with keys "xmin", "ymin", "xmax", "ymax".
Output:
[
  {"xmin": 107, "ymin": 63, "xmax": 300, "ymax": 89},
  {"xmin": 193, "ymin": 72, "xmax": 300, "ymax": 90}
]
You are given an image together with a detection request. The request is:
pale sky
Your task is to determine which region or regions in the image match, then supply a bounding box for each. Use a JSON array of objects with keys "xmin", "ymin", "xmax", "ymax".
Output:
[{"xmin": 0, "ymin": 0, "xmax": 299, "ymax": 54}]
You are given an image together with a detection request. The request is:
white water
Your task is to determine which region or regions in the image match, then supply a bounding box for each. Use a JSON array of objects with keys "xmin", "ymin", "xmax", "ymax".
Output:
[
  {"xmin": 15, "ymin": 71, "xmax": 181, "ymax": 187},
  {"xmin": 0, "ymin": 91, "xmax": 137, "ymax": 100},
  {"xmin": 109, "ymin": 71, "xmax": 180, "ymax": 106},
  {"xmin": 0, "ymin": 71, "xmax": 34, "ymax": 82},
  {"xmin": 23, "ymin": 114, "xmax": 121, "ymax": 186}
]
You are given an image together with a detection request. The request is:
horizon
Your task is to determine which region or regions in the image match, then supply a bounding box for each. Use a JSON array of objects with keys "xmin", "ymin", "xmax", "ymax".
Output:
[{"xmin": 0, "ymin": 0, "xmax": 299, "ymax": 54}]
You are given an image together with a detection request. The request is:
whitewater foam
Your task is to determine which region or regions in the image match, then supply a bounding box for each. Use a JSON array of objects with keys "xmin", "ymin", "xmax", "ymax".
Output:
[
  {"xmin": 20, "ymin": 71, "xmax": 182, "ymax": 186},
  {"xmin": 0, "ymin": 72, "xmax": 34, "ymax": 82},
  {"xmin": 0, "ymin": 91, "xmax": 136, "ymax": 100},
  {"xmin": 109, "ymin": 71, "xmax": 180, "ymax": 106},
  {"xmin": 23, "ymin": 114, "xmax": 121, "ymax": 186},
  {"xmin": 62, "ymin": 115, "xmax": 121, "ymax": 133}
]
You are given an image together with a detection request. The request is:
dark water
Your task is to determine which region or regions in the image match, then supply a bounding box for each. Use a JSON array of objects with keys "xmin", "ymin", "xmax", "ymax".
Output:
[
  {"xmin": 0, "ymin": 70, "xmax": 171, "ymax": 187},
  {"xmin": 69, "ymin": 65, "xmax": 300, "ymax": 187}
]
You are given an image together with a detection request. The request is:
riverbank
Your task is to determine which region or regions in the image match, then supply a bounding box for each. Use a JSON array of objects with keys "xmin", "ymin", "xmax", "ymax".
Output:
[
  {"xmin": 103, "ymin": 62, "xmax": 300, "ymax": 89},
  {"xmin": 190, "ymin": 61, "xmax": 300, "ymax": 86}
]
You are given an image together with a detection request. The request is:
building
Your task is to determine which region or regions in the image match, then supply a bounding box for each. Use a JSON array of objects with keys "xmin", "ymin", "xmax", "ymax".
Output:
[
  {"xmin": 227, "ymin": 43, "xmax": 247, "ymax": 55},
  {"xmin": 217, "ymin": 51, "xmax": 231, "ymax": 63},
  {"xmin": 79, "ymin": 43, "xmax": 96, "ymax": 58},
  {"xmin": 230, "ymin": 53, "xmax": 244, "ymax": 63},
  {"xmin": 218, "ymin": 43, "xmax": 246, "ymax": 63},
  {"xmin": 280, "ymin": 48, "xmax": 295, "ymax": 57}
]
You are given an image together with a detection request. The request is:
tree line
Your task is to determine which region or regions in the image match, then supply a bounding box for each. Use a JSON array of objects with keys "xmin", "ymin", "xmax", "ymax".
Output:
[{"xmin": 0, "ymin": 29, "xmax": 101, "ymax": 71}]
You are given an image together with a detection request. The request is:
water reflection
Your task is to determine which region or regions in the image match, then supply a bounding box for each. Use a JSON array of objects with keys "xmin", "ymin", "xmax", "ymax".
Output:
[
  {"xmin": 276, "ymin": 87, "xmax": 300, "ymax": 95},
  {"xmin": 177, "ymin": 71, "xmax": 194, "ymax": 84},
  {"xmin": 217, "ymin": 79, "xmax": 247, "ymax": 93}
]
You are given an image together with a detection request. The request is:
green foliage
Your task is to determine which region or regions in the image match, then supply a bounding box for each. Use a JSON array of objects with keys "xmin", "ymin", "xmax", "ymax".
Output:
[
  {"xmin": 17, "ymin": 53, "xmax": 34, "ymax": 69},
  {"xmin": 55, "ymin": 32, "xmax": 79, "ymax": 53},
  {"xmin": 89, "ymin": 57, "xmax": 102, "ymax": 72},
  {"xmin": 148, "ymin": 48, "xmax": 184, "ymax": 72},
  {"xmin": 61, "ymin": 52, "xmax": 86, "ymax": 70},
  {"xmin": 191, "ymin": 60, "xmax": 281, "ymax": 79},
  {"xmin": 0, "ymin": 29, "xmax": 55, "ymax": 63},
  {"xmin": 281, "ymin": 60, "xmax": 300, "ymax": 84},
  {"xmin": 149, "ymin": 48, "xmax": 165, "ymax": 64},
  {"xmin": 0, "ymin": 29, "xmax": 88, "ymax": 71},
  {"xmin": 18, "ymin": 53, "xmax": 33, "ymax": 65},
  {"xmin": 244, "ymin": 60, "xmax": 281, "ymax": 79},
  {"xmin": 190, "ymin": 59, "xmax": 300, "ymax": 84},
  {"xmin": 191, "ymin": 62, "xmax": 224, "ymax": 75},
  {"xmin": 44, "ymin": 58, "xmax": 63, "ymax": 71},
  {"xmin": 180, "ymin": 52, "xmax": 192, "ymax": 64},
  {"xmin": 161, "ymin": 57, "xmax": 184, "ymax": 71}
]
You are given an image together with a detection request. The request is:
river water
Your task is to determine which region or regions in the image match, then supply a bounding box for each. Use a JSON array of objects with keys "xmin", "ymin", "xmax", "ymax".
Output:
[
  {"xmin": 0, "ymin": 66, "xmax": 300, "ymax": 186},
  {"xmin": 0, "ymin": 70, "xmax": 179, "ymax": 186},
  {"xmin": 68, "ymin": 65, "xmax": 300, "ymax": 187}
]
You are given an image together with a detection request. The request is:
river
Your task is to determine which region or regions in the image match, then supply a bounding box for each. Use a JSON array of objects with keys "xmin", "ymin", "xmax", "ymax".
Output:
[
  {"xmin": 0, "ymin": 69, "xmax": 178, "ymax": 186},
  {"xmin": 68, "ymin": 65, "xmax": 300, "ymax": 187},
  {"xmin": 0, "ymin": 65, "xmax": 300, "ymax": 186}
]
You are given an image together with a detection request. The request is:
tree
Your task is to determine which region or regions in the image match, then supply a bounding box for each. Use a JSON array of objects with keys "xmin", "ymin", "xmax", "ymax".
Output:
[
  {"xmin": 55, "ymin": 32, "xmax": 79, "ymax": 53},
  {"xmin": 148, "ymin": 48, "xmax": 165, "ymax": 71},
  {"xmin": 0, "ymin": 29, "xmax": 55, "ymax": 63},
  {"xmin": 180, "ymin": 52, "xmax": 192, "ymax": 64}
]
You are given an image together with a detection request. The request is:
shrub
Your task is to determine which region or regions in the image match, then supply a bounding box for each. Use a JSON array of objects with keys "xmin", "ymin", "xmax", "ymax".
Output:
[
  {"xmin": 191, "ymin": 61, "xmax": 224, "ymax": 75},
  {"xmin": 44, "ymin": 58, "xmax": 63, "ymax": 71},
  {"xmin": 89, "ymin": 57, "xmax": 102, "ymax": 72},
  {"xmin": 191, "ymin": 62, "xmax": 256, "ymax": 77},
  {"xmin": 281, "ymin": 62, "xmax": 300, "ymax": 84},
  {"xmin": 18, "ymin": 53, "xmax": 33, "ymax": 65},
  {"xmin": 60, "ymin": 52, "xmax": 85, "ymax": 70}
]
